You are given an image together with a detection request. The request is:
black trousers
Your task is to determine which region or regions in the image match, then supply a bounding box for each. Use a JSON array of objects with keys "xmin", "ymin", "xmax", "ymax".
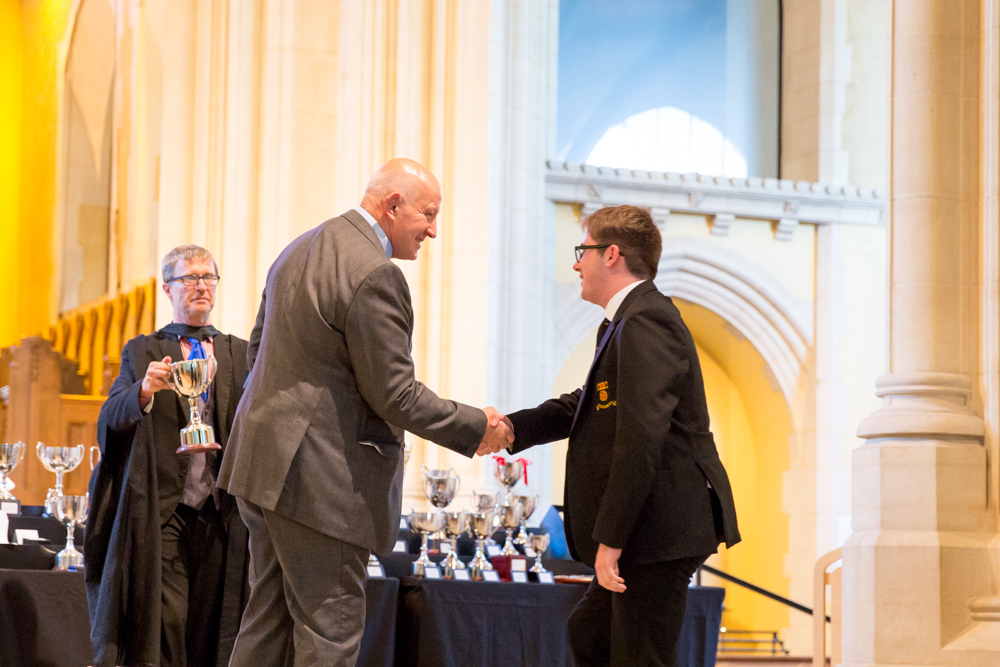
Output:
[
  {"xmin": 567, "ymin": 555, "xmax": 708, "ymax": 667},
  {"xmin": 161, "ymin": 498, "xmax": 228, "ymax": 667}
]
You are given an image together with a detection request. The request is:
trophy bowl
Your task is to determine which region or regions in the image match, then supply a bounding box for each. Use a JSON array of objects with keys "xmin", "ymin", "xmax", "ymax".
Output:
[
  {"xmin": 471, "ymin": 491, "xmax": 500, "ymax": 512},
  {"xmin": 527, "ymin": 533, "xmax": 551, "ymax": 573},
  {"xmin": 493, "ymin": 457, "xmax": 525, "ymax": 492},
  {"xmin": 36, "ymin": 443, "xmax": 85, "ymax": 513},
  {"xmin": 421, "ymin": 467, "xmax": 460, "ymax": 509},
  {"xmin": 0, "ymin": 442, "xmax": 26, "ymax": 501},
  {"xmin": 498, "ymin": 496, "xmax": 525, "ymax": 556},
  {"xmin": 441, "ymin": 510, "xmax": 470, "ymax": 577},
  {"xmin": 53, "ymin": 494, "xmax": 89, "ymax": 569},
  {"xmin": 468, "ymin": 510, "xmax": 498, "ymax": 578},
  {"xmin": 407, "ymin": 510, "xmax": 446, "ymax": 576},
  {"xmin": 512, "ymin": 494, "xmax": 538, "ymax": 546},
  {"xmin": 168, "ymin": 356, "xmax": 220, "ymax": 454}
]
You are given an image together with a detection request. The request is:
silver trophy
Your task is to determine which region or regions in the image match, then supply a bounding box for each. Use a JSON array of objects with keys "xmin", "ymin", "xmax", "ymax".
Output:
[
  {"xmin": 527, "ymin": 533, "xmax": 551, "ymax": 574},
  {"xmin": 493, "ymin": 457, "xmax": 525, "ymax": 495},
  {"xmin": 421, "ymin": 466, "xmax": 460, "ymax": 545},
  {"xmin": 471, "ymin": 491, "xmax": 501, "ymax": 544},
  {"xmin": 51, "ymin": 494, "xmax": 88, "ymax": 569},
  {"xmin": 407, "ymin": 510, "xmax": 446, "ymax": 577},
  {"xmin": 512, "ymin": 494, "xmax": 538, "ymax": 546},
  {"xmin": 36, "ymin": 443, "xmax": 85, "ymax": 513},
  {"xmin": 469, "ymin": 510, "xmax": 498, "ymax": 578},
  {"xmin": 167, "ymin": 356, "xmax": 220, "ymax": 454},
  {"xmin": 441, "ymin": 510, "xmax": 470, "ymax": 578},
  {"xmin": 498, "ymin": 496, "xmax": 524, "ymax": 556},
  {"xmin": 0, "ymin": 442, "xmax": 26, "ymax": 502},
  {"xmin": 421, "ymin": 466, "xmax": 460, "ymax": 509}
]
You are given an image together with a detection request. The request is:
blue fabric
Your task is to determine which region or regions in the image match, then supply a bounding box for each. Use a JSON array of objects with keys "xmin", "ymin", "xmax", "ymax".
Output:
[
  {"xmin": 186, "ymin": 337, "xmax": 209, "ymax": 402},
  {"xmin": 540, "ymin": 505, "xmax": 571, "ymax": 559}
]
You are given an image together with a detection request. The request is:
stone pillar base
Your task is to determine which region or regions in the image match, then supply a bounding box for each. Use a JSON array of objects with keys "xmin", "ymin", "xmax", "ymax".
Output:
[{"xmin": 843, "ymin": 372, "xmax": 1000, "ymax": 666}]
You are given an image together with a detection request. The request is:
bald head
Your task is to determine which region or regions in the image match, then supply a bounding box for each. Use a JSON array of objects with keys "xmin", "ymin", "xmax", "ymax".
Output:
[{"xmin": 360, "ymin": 158, "xmax": 442, "ymax": 260}]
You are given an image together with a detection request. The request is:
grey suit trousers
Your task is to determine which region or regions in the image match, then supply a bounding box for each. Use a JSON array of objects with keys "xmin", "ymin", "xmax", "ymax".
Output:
[{"xmin": 229, "ymin": 499, "xmax": 369, "ymax": 667}]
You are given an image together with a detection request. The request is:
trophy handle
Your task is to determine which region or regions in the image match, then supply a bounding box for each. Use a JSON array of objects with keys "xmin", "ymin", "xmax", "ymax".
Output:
[
  {"xmin": 420, "ymin": 464, "xmax": 428, "ymax": 476},
  {"xmin": 90, "ymin": 446, "xmax": 100, "ymax": 471},
  {"xmin": 15, "ymin": 441, "xmax": 24, "ymax": 465},
  {"xmin": 450, "ymin": 469, "xmax": 461, "ymax": 495},
  {"xmin": 207, "ymin": 354, "xmax": 218, "ymax": 382}
]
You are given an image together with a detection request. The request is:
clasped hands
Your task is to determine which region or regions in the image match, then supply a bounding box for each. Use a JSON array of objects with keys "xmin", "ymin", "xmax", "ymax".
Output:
[{"xmin": 476, "ymin": 407, "xmax": 514, "ymax": 456}]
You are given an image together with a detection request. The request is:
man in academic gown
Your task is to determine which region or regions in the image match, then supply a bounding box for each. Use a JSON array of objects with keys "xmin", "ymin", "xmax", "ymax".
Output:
[
  {"xmin": 505, "ymin": 205, "xmax": 741, "ymax": 667},
  {"xmin": 86, "ymin": 245, "xmax": 250, "ymax": 667}
]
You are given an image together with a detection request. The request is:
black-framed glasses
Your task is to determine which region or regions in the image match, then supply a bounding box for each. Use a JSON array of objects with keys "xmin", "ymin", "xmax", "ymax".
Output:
[
  {"xmin": 169, "ymin": 274, "xmax": 221, "ymax": 287},
  {"xmin": 575, "ymin": 245, "xmax": 613, "ymax": 262}
]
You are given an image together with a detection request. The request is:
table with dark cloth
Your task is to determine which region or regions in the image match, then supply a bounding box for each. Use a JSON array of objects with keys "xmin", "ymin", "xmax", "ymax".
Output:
[
  {"xmin": 394, "ymin": 577, "xmax": 724, "ymax": 667},
  {"xmin": 0, "ymin": 568, "xmax": 400, "ymax": 667}
]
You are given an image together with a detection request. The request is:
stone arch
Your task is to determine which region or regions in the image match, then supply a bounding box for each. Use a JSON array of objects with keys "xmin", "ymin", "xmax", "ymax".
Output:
[{"xmin": 553, "ymin": 237, "xmax": 810, "ymax": 408}]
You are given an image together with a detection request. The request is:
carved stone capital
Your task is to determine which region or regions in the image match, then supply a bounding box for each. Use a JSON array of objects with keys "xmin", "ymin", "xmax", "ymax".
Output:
[
  {"xmin": 857, "ymin": 372, "xmax": 984, "ymax": 439},
  {"xmin": 710, "ymin": 213, "xmax": 734, "ymax": 236},
  {"xmin": 773, "ymin": 218, "xmax": 798, "ymax": 241}
]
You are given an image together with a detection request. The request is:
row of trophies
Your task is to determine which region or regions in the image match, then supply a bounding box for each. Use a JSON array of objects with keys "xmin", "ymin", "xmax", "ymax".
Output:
[
  {"xmin": 401, "ymin": 457, "xmax": 551, "ymax": 581},
  {"xmin": 0, "ymin": 441, "xmax": 90, "ymax": 569},
  {"xmin": 0, "ymin": 356, "xmax": 220, "ymax": 571}
]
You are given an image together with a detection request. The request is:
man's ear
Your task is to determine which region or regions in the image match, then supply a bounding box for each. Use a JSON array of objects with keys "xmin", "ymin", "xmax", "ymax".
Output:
[
  {"xmin": 605, "ymin": 245, "xmax": 622, "ymax": 267},
  {"xmin": 385, "ymin": 193, "xmax": 401, "ymax": 217}
]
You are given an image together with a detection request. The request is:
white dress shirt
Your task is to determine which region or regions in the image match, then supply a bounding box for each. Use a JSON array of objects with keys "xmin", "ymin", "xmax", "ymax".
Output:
[
  {"xmin": 353, "ymin": 206, "xmax": 393, "ymax": 259},
  {"xmin": 604, "ymin": 280, "xmax": 643, "ymax": 321}
]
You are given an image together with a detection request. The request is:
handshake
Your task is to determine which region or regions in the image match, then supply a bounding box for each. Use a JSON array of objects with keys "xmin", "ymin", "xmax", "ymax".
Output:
[{"xmin": 477, "ymin": 407, "xmax": 515, "ymax": 457}]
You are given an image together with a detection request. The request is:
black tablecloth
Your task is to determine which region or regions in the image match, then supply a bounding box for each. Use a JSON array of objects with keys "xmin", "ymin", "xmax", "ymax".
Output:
[
  {"xmin": 395, "ymin": 578, "xmax": 723, "ymax": 667},
  {"xmin": 0, "ymin": 569, "xmax": 399, "ymax": 667},
  {"xmin": 0, "ymin": 569, "xmax": 94, "ymax": 667},
  {"xmin": 396, "ymin": 577, "xmax": 587, "ymax": 667}
]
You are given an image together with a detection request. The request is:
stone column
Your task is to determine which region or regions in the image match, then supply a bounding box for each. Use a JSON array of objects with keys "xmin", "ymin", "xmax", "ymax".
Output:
[{"xmin": 842, "ymin": 1, "xmax": 999, "ymax": 665}]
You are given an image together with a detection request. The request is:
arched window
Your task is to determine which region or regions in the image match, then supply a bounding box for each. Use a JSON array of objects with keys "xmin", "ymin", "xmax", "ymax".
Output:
[
  {"xmin": 558, "ymin": 0, "xmax": 779, "ymax": 178},
  {"xmin": 586, "ymin": 106, "xmax": 748, "ymax": 177}
]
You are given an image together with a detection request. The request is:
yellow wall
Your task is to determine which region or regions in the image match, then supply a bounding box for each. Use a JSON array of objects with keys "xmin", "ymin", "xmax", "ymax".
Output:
[
  {"xmin": 0, "ymin": 0, "xmax": 74, "ymax": 347},
  {"xmin": 690, "ymin": 324, "xmax": 792, "ymax": 636},
  {"xmin": 0, "ymin": 0, "xmax": 24, "ymax": 346}
]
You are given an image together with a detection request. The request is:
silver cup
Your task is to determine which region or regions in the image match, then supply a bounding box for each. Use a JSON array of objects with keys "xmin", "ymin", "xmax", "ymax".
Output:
[
  {"xmin": 512, "ymin": 494, "xmax": 538, "ymax": 546},
  {"xmin": 441, "ymin": 510, "xmax": 470, "ymax": 578},
  {"xmin": 493, "ymin": 457, "xmax": 525, "ymax": 494},
  {"xmin": 36, "ymin": 443, "xmax": 85, "ymax": 513},
  {"xmin": 0, "ymin": 442, "xmax": 26, "ymax": 501},
  {"xmin": 421, "ymin": 467, "xmax": 461, "ymax": 509},
  {"xmin": 52, "ymin": 494, "xmax": 88, "ymax": 569},
  {"xmin": 498, "ymin": 496, "xmax": 524, "ymax": 556},
  {"xmin": 407, "ymin": 510, "xmax": 446, "ymax": 577},
  {"xmin": 527, "ymin": 533, "xmax": 551, "ymax": 573},
  {"xmin": 471, "ymin": 491, "xmax": 501, "ymax": 544},
  {"xmin": 167, "ymin": 356, "xmax": 220, "ymax": 454},
  {"xmin": 469, "ymin": 510, "xmax": 497, "ymax": 578}
]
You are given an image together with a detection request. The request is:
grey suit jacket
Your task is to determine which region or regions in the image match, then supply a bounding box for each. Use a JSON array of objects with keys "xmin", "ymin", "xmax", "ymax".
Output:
[{"xmin": 218, "ymin": 209, "xmax": 487, "ymax": 553}]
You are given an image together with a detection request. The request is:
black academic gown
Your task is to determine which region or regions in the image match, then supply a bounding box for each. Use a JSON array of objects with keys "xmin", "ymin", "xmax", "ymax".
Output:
[{"xmin": 85, "ymin": 330, "xmax": 250, "ymax": 667}]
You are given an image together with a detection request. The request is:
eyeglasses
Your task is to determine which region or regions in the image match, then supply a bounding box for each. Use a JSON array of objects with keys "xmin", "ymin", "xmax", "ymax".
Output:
[
  {"xmin": 574, "ymin": 245, "xmax": 615, "ymax": 262},
  {"xmin": 168, "ymin": 274, "xmax": 221, "ymax": 287}
]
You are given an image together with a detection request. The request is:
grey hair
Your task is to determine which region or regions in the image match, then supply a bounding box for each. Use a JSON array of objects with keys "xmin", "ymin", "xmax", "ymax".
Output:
[{"xmin": 161, "ymin": 245, "xmax": 218, "ymax": 282}]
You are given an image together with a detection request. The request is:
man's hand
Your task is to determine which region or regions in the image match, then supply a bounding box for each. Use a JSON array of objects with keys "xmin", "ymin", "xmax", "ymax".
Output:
[
  {"xmin": 594, "ymin": 543, "xmax": 625, "ymax": 592},
  {"xmin": 139, "ymin": 356, "xmax": 173, "ymax": 408},
  {"xmin": 477, "ymin": 406, "xmax": 514, "ymax": 456}
]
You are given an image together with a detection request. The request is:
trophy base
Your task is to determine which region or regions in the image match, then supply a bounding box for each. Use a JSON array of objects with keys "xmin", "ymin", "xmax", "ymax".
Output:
[
  {"xmin": 177, "ymin": 424, "xmax": 221, "ymax": 455},
  {"xmin": 176, "ymin": 442, "xmax": 222, "ymax": 454},
  {"xmin": 56, "ymin": 547, "xmax": 84, "ymax": 570}
]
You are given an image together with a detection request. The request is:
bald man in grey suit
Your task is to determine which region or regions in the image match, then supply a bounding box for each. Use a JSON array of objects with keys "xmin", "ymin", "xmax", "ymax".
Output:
[{"xmin": 219, "ymin": 159, "xmax": 513, "ymax": 666}]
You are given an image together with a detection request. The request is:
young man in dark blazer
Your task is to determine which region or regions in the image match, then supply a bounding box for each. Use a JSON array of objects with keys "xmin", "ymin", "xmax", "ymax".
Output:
[{"xmin": 506, "ymin": 205, "xmax": 740, "ymax": 666}]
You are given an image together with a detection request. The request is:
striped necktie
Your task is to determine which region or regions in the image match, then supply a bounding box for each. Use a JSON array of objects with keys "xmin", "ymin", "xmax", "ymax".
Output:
[{"xmin": 187, "ymin": 337, "xmax": 209, "ymax": 402}]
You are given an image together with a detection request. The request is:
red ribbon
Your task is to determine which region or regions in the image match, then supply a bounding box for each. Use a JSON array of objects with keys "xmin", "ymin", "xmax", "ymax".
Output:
[{"xmin": 492, "ymin": 455, "xmax": 530, "ymax": 485}]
